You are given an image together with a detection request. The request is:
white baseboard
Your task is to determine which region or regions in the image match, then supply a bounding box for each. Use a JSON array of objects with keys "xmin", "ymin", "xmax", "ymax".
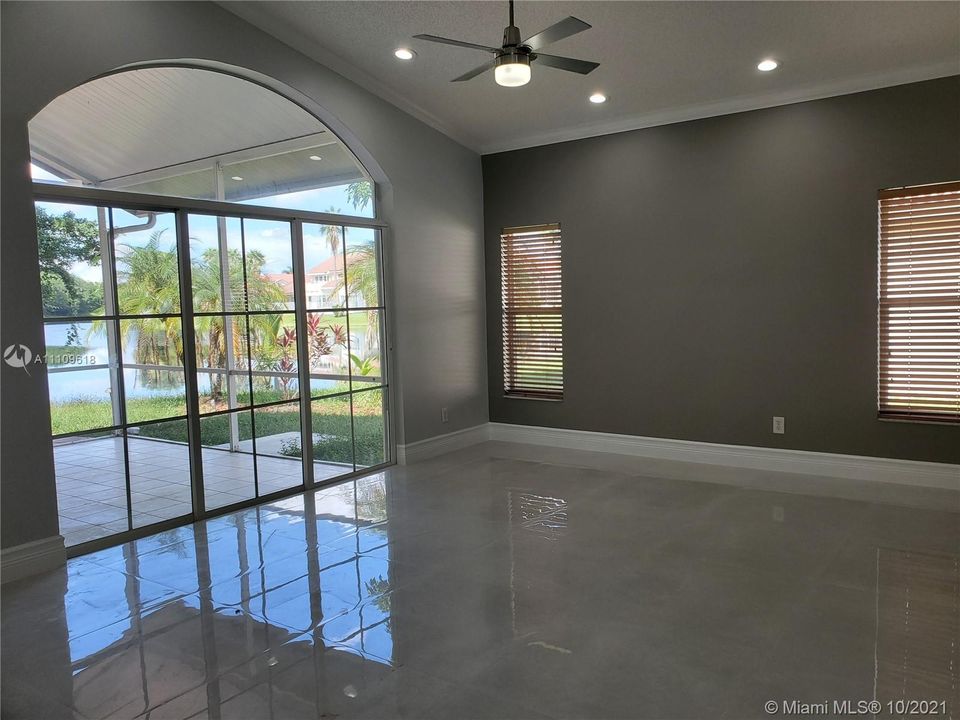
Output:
[
  {"xmin": 489, "ymin": 423, "xmax": 960, "ymax": 491},
  {"xmin": 396, "ymin": 423, "xmax": 491, "ymax": 465},
  {"xmin": 1, "ymin": 535, "xmax": 66, "ymax": 584}
]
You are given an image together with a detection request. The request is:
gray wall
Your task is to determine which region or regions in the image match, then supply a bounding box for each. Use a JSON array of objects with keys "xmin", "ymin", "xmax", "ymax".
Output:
[
  {"xmin": 483, "ymin": 77, "xmax": 960, "ymax": 464},
  {"xmin": 0, "ymin": 0, "xmax": 488, "ymax": 549}
]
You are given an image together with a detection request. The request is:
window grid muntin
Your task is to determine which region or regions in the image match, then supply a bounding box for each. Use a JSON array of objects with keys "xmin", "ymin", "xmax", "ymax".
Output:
[{"xmin": 39, "ymin": 190, "xmax": 391, "ymax": 549}]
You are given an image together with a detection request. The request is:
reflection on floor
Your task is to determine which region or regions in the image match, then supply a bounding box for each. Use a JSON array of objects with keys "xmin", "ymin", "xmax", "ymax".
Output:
[
  {"xmin": 4, "ymin": 442, "xmax": 958, "ymax": 719},
  {"xmin": 54, "ymin": 436, "xmax": 348, "ymax": 546}
]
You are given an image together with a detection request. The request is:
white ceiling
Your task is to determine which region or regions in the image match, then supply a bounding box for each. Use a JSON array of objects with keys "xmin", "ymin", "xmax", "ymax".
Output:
[
  {"xmin": 223, "ymin": 1, "xmax": 959, "ymax": 154},
  {"xmin": 29, "ymin": 67, "xmax": 366, "ymax": 198},
  {"xmin": 30, "ymin": 67, "xmax": 324, "ymax": 182}
]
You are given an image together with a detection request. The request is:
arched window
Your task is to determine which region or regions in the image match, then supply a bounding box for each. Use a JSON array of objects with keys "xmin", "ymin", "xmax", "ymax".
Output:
[{"xmin": 30, "ymin": 67, "xmax": 390, "ymax": 550}]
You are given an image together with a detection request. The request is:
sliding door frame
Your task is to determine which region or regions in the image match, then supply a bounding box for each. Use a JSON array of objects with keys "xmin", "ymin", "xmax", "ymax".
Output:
[{"xmin": 34, "ymin": 182, "xmax": 396, "ymax": 558}]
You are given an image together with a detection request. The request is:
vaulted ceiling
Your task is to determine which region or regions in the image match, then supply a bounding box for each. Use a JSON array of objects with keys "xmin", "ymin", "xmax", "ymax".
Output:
[{"xmin": 223, "ymin": 1, "xmax": 960, "ymax": 153}]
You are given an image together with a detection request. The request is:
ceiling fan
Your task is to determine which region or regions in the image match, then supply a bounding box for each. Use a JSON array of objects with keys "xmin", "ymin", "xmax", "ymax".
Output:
[{"xmin": 413, "ymin": 0, "xmax": 599, "ymax": 87}]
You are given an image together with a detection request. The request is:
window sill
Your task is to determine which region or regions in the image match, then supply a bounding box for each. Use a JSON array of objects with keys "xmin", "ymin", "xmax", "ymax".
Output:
[
  {"xmin": 877, "ymin": 414, "xmax": 960, "ymax": 427},
  {"xmin": 504, "ymin": 395, "xmax": 563, "ymax": 403}
]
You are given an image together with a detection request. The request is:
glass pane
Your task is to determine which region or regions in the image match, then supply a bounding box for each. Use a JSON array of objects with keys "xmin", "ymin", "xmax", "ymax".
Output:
[
  {"xmin": 302, "ymin": 223, "xmax": 345, "ymax": 310},
  {"xmin": 252, "ymin": 403, "xmax": 304, "ymax": 496},
  {"xmin": 48, "ymin": 367, "xmax": 117, "ymax": 435},
  {"xmin": 240, "ymin": 219, "xmax": 293, "ymax": 311},
  {"xmin": 36, "ymin": 201, "xmax": 107, "ymax": 318},
  {"xmin": 347, "ymin": 310, "xmax": 383, "ymax": 388},
  {"xmin": 307, "ymin": 311, "xmax": 350, "ymax": 397},
  {"xmin": 311, "ymin": 395, "xmax": 354, "ymax": 480},
  {"xmin": 119, "ymin": 317, "xmax": 184, "ymax": 366},
  {"xmin": 120, "ymin": 318, "xmax": 186, "ymax": 423},
  {"xmin": 188, "ymin": 215, "xmax": 244, "ymax": 313},
  {"xmin": 200, "ymin": 411, "xmax": 256, "ymax": 510},
  {"xmin": 230, "ymin": 145, "xmax": 374, "ymax": 218},
  {"xmin": 31, "ymin": 163, "xmax": 69, "ymax": 185},
  {"xmin": 53, "ymin": 431, "xmax": 129, "ymax": 546},
  {"xmin": 124, "ymin": 370, "xmax": 187, "ymax": 424},
  {"xmin": 195, "ymin": 315, "xmax": 252, "ymax": 414},
  {"xmin": 250, "ymin": 312, "xmax": 299, "ymax": 405},
  {"xmin": 344, "ymin": 227, "xmax": 381, "ymax": 308},
  {"xmin": 128, "ymin": 421, "xmax": 192, "ymax": 528},
  {"xmin": 353, "ymin": 389, "xmax": 386, "ymax": 468},
  {"xmin": 45, "ymin": 320, "xmax": 109, "ymax": 367},
  {"xmin": 112, "ymin": 209, "xmax": 180, "ymax": 316}
]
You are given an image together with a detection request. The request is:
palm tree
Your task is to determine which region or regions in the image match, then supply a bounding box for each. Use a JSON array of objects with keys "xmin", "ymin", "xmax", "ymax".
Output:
[
  {"xmin": 346, "ymin": 181, "xmax": 373, "ymax": 214},
  {"xmin": 333, "ymin": 241, "xmax": 381, "ymax": 376},
  {"xmin": 95, "ymin": 231, "xmax": 183, "ymax": 388},
  {"xmin": 322, "ymin": 209, "xmax": 344, "ymax": 304},
  {"xmin": 190, "ymin": 245, "xmax": 287, "ymax": 403}
]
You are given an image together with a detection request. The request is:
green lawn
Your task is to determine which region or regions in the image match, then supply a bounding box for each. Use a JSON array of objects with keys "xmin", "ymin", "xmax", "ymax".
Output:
[{"xmin": 50, "ymin": 389, "xmax": 385, "ymax": 466}]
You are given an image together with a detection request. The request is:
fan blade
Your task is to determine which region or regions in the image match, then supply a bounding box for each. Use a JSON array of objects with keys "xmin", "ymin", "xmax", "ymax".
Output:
[
  {"xmin": 413, "ymin": 34, "xmax": 499, "ymax": 53},
  {"xmin": 533, "ymin": 53, "xmax": 599, "ymax": 75},
  {"xmin": 452, "ymin": 59, "xmax": 498, "ymax": 82},
  {"xmin": 522, "ymin": 17, "xmax": 591, "ymax": 51}
]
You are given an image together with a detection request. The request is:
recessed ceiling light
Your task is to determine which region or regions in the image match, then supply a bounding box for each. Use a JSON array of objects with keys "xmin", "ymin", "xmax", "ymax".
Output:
[
  {"xmin": 589, "ymin": 93, "xmax": 607, "ymax": 104},
  {"xmin": 309, "ymin": 155, "xmax": 322, "ymax": 161},
  {"xmin": 757, "ymin": 59, "xmax": 779, "ymax": 72},
  {"xmin": 394, "ymin": 48, "xmax": 416, "ymax": 61},
  {"xmin": 231, "ymin": 176, "xmax": 243, "ymax": 181}
]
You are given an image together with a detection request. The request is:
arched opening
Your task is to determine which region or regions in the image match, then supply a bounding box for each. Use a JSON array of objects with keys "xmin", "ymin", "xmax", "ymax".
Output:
[{"xmin": 30, "ymin": 66, "xmax": 392, "ymax": 550}]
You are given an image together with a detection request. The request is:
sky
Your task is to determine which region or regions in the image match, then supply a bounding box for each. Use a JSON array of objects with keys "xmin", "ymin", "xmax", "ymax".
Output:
[{"xmin": 33, "ymin": 167, "xmax": 376, "ymax": 280}]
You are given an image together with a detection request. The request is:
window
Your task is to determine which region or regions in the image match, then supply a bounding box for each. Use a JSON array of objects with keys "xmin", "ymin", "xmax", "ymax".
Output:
[
  {"xmin": 878, "ymin": 181, "xmax": 960, "ymax": 422},
  {"xmin": 501, "ymin": 223, "xmax": 563, "ymax": 399},
  {"xmin": 31, "ymin": 66, "xmax": 391, "ymax": 549}
]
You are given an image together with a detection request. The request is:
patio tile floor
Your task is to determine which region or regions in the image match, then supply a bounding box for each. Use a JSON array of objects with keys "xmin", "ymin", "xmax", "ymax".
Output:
[{"xmin": 53, "ymin": 436, "xmax": 351, "ymax": 546}]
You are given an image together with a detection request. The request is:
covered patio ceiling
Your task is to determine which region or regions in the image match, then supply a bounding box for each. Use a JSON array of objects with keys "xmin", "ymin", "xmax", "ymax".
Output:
[{"xmin": 29, "ymin": 66, "xmax": 366, "ymax": 201}]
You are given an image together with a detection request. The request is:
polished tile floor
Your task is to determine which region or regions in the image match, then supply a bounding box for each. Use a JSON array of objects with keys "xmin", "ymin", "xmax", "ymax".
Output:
[
  {"xmin": 3, "ymin": 441, "xmax": 959, "ymax": 719},
  {"xmin": 54, "ymin": 437, "xmax": 348, "ymax": 546}
]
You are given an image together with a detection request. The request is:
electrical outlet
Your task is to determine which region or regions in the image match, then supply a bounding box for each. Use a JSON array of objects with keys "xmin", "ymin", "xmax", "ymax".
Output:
[
  {"xmin": 441, "ymin": 407, "xmax": 449, "ymax": 423},
  {"xmin": 772, "ymin": 416, "xmax": 785, "ymax": 434}
]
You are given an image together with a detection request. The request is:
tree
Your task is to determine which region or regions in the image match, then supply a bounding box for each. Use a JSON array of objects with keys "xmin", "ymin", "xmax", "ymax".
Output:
[
  {"xmin": 323, "ymin": 207, "xmax": 343, "ymax": 263},
  {"xmin": 190, "ymin": 245, "xmax": 287, "ymax": 403},
  {"xmin": 110, "ymin": 231, "xmax": 183, "ymax": 386},
  {"xmin": 36, "ymin": 207, "xmax": 102, "ymax": 316},
  {"xmin": 41, "ymin": 273, "xmax": 102, "ymax": 317},
  {"xmin": 333, "ymin": 241, "xmax": 381, "ymax": 375},
  {"xmin": 346, "ymin": 181, "xmax": 373, "ymax": 213}
]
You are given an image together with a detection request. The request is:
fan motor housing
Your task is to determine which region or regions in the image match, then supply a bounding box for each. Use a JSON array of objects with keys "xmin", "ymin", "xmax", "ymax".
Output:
[
  {"xmin": 496, "ymin": 49, "xmax": 531, "ymax": 68},
  {"xmin": 502, "ymin": 23, "xmax": 522, "ymax": 47}
]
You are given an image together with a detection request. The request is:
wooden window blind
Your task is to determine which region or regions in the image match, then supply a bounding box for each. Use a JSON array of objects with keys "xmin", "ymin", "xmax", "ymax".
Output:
[
  {"xmin": 501, "ymin": 223, "xmax": 563, "ymax": 399},
  {"xmin": 878, "ymin": 181, "xmax": 960, "ymax": 422}
]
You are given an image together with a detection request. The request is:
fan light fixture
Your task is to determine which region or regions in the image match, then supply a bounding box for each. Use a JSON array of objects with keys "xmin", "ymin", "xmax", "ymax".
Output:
[
  {"xmin": 413, "ymin": 1, "xmax": 598, "ymax": 87},
  {"xmin": 495, "ymin": 53, "xmax": 531, "ymax": 87}
]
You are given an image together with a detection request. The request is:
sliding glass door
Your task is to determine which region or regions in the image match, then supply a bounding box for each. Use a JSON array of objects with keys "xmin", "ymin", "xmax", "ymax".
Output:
[{"xmin": 39, "ymin": 194, "xmax": 391, "ymax": 549}]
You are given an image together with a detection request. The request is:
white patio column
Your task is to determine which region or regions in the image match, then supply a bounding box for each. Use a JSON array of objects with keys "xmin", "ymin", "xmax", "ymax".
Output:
[{"xmin": 97, "ymin": 206, "xmax": 123, "ymax": 430}]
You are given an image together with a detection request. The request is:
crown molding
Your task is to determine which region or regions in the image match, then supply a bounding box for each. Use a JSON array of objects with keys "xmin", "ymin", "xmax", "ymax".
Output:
[
  {"xmin": 215, "ymin": 4, "xmax": 957, "ymax": 158},
  {"xmin": 479, "ymin": 62, "xmax": 959, "ymax": 154}
]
